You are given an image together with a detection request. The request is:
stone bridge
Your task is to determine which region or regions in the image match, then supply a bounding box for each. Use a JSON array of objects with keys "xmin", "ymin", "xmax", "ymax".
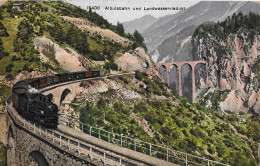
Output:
[
  {"xmin": 155, "ymin": 61, "xmax": 206, "ymax": 102},
  {"xmin": 5, "ymin": 74, "xmax": 175, "ymax": 166}
]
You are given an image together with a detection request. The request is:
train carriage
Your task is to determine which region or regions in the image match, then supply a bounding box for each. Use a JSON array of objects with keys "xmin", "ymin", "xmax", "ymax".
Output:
[
  {"xmin": 46, "ymin": 76, "xmax": 54, "ymax": 86},
  {"xmin": 60, "ymin": 73, "xmax": 69, "ymax": 82},
  {"xmin": 67, "ymin": 73, "xmax": 76, "ymax": 81},
  {"xmin": 54, "ymin": 75, "xmax": 60, "ymax": 84},
  {"xmin": 85, "ymin": 71, "xmax": 93, "ymax": 78},
  {"xmin": 92, "ymin": 70, "xmax": 100, "ymax": 77},
  {"xmin": 39, "ymin": 77, "xmax": 47, "ymax": 87},
  {"xmin": 32, "ymin": 78, "xmax": 40, "ymax": 89},
  {"xmin": 75, "ymin": 71, "xmax": 85, "ymax": 80},
  {"xmin": 55, "ymin": 73, "xmax": 67, "ymax": 83}
]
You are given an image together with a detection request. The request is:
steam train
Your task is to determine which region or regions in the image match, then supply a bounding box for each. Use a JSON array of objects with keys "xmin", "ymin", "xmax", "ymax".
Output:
[{"xmin": 12, "ymin": 71, "xmax": 100, "ymax": 128}]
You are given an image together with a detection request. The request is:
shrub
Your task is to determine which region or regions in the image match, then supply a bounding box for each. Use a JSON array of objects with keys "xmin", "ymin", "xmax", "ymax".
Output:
[
  {"xmin": 5, "ymin": 64, "xmax": 14, "ymax": 73},
  {"xmin": 0, "ymin": 83, "xmax": 11, "ymax": 105},
  {"xmin": 208, "ymin": 145, "xmax": 216, "ymax": 154},
  {"xmin": 172, "ymin": 130, "xmax": 180, "ymax": 139},
  {"xmin": 97, "ymin": 98, "xmax": 107, "ymax": 109},
  {"xmin": 187, "ymin": 137, "xmax": 198, "ymax": 149},
  {"xmin": 235, "ymin": 125, "xmax": 247, "ymax": 135},
  {"xmin": 228, "ymin": 114, "xmax": 238, "ymax": 121},
  {"xmin": 161, "ymin": 126, "xmax": 172, "ymax": 135},
  {"xmin": 104, "ymin": 60, "xmax": 118, "ymax": 71},
  {"xmin": 215, "ymin": 125, "xmax": 223, "ymax": 132},
  {"xmin": 216, "ymin": 141, "xmax": 227, "ymax": 157},
  {"xmin": 135, "ymin": 71, "xmax": 148, "ymax": 80},
  {"xmin": 190, "ymin": 128, "xmax": 205, "ymax": 138},
  {"xmin": 0, "ymin": 143, "xmax": 7, "ymax": 166},
  {"xmin": 182, "ymin": 129, "xmax": 190, "ymax": 137}
]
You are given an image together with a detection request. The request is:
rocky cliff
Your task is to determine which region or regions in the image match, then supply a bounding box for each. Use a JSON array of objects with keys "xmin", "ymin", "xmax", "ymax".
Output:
[{"xmin": 192, "ymin": 14, "xmax": 260, "ymax": 113}]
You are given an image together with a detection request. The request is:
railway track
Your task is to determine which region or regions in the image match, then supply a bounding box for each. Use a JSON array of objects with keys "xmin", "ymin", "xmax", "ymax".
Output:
[{"xmin": 49, "ymin": 127, "xmax": 149, "ymax": 166}]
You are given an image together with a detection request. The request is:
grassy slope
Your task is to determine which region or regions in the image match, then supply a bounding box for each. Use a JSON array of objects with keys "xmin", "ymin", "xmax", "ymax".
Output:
[
  {"xmin": 76, "ymin": 73, "xmax": 260, "ymax": 165},
  {"xmin": 0, "ymin": 17, "xmax": 26, "ymax": 77},
  {"xmin": 0, "ymin": 83, "xmax": 11, "ymax": 105},
  {"xmin": 0, "ymin": 4, "xmax": 43, "ymax": 79}
]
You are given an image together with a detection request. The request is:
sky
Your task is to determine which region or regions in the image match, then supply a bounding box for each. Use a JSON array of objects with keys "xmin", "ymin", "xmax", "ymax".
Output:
[{"xmin": 66, "ymin": 0, "xmax": 199, "ymax": 24}]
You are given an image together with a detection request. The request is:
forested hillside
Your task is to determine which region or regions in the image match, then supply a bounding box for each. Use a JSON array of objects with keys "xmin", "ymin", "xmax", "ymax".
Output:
[{"xmin": 0, "ymin": 1, "xmax": 147, "ymax": 80}]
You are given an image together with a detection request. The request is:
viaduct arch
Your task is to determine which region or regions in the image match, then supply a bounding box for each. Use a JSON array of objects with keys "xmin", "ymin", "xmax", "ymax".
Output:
[
  {"xmin": 40, "ymin": 81, "xmax": 81, "ymax": 107},
  {"xmin": 155, "ymin": 61, "xmax": 206, "ymax": 102},
  {"xmin": 29, "ymin": 150, "xmax": 49, "ymax": 166}
]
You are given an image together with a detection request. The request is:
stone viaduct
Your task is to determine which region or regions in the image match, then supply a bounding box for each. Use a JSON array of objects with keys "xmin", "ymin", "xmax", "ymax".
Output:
[{"xmin": 155, "ymin": 61, "xmax": 206, "ymax": 102}]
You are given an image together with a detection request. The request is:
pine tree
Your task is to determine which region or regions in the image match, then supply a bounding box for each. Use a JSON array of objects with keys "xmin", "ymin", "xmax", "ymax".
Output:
[
  {"xmin": 116, "ymin": 22, "xmax": 125, "ymax": 37},
  {"xmin": 66, "ymin": 26, "xmax": 77, "ymax": 47}
]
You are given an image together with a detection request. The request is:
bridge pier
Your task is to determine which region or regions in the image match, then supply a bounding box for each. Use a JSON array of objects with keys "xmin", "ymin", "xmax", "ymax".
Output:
[
  {"xmin": 166, "ymin": 68, "xmax": 170, "ymax": 85},
  {"xmin": 177, "ymin": 64, "xmax": 182, "ymax": 97},
  {"xmin": 191, "ymin": 65, "xmax": 196, "ymax": 103}
]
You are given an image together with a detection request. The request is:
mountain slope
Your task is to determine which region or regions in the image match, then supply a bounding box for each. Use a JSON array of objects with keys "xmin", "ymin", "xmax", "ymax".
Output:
[
  {"xmin": 152, "ymin": 24, "xmax": 197, "ymax": 63},
  {"xmin": 137, "ymin": 1, "xmax": 260, "ymax": 62},
  {"xmin": 122, "ymin": 15, "xmax": 157, "ymax": 34}
]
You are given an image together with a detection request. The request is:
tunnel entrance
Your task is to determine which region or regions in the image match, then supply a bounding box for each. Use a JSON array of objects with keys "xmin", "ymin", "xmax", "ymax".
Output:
[{"xmin": 29, "ymin": 150, "xmax": 49, "ymax": 166}]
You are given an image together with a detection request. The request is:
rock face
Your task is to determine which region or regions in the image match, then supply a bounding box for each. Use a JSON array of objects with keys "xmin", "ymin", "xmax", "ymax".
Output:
[
  {"xmin": 193, "ymin": 33, "xmax": 260, "ymax": 113},
  {"xmin": 153, "ymin": 25, "xmax": 198, "ymax": 63},
  {"xmin": 34, "ymin": 37, "xmax": 88, "ymax": 72},
  {"xmin": 115, "ymin": 47, "xmax": 152, "ymax": 72}
]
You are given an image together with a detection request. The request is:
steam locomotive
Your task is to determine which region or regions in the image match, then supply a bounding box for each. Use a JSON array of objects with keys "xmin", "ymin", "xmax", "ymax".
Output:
[{"xmin": 12, "ymin": 71, "xmax": 100, "ymax": 128}]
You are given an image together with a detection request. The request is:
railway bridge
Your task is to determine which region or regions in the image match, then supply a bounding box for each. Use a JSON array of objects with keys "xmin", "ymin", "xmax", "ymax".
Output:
[
  {"xmin": 5, "ymin": 73, "xmax": 226, "ymax": 166},
  {"xmin": 6, "ymin": 74, "xmax": 176, "ymax": 166},
  {"xmin": 155, "ymin": 61, "xmax": 206, "ymax": 102}
]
